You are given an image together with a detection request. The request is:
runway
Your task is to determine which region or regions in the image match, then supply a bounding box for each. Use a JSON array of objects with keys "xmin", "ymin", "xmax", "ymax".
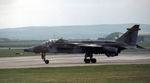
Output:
[{"xmin": 0, "ymin": 52, "xmax": 150, "ymax": 69}]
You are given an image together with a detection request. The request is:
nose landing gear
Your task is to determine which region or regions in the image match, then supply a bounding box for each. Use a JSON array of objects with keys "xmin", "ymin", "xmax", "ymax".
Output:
[
  {"xmin": 44, "ymin": 60, "xmax": 49, "ymax": 64},
  {"xmin": 41, "ymin": 53, "xmax": 49, "ymax": 64}
]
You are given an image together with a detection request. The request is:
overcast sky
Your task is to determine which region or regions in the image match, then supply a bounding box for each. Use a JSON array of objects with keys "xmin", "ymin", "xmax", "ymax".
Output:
[{"xmin": 0, "ymin": 0, "xmax": 150, "ymax": 29}]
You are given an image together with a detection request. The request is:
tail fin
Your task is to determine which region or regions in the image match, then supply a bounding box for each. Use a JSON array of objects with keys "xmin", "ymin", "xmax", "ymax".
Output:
[{"xmin": 116, "ymin": 25, "xmax": 140, "ymax": 46}]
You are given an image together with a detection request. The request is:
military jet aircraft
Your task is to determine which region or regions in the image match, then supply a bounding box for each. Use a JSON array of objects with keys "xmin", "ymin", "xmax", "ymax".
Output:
[{"xmin": 24, "ymin": 25, "xmax": 143, "ymax": 64}]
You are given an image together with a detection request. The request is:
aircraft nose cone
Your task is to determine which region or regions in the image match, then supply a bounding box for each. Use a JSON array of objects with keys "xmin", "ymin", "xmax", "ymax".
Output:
[
  {"xmin": 24, "ymin": 47, "xmax": 34, "ymax": 52},
  {"xmin": 24, "ymin": 49, "xmax": 29, "ymax": 52}
]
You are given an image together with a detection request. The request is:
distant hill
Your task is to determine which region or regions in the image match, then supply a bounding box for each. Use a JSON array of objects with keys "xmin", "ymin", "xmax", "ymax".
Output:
[
  {"xmin": 0, "ymin": 24, "xmax": 150, "ymax": 40},
  {"xmin": 0, "ymin": 38, "xmax": 11, "ymax": 42}
]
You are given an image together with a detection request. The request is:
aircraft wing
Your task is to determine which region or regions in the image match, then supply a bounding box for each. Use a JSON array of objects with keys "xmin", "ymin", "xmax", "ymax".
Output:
[
  {"xmin": 136, "ymin": 44, "xmax": 145, "ymax": 49},
  {"xmin": 70, "ymin": 43, "xmax": 103, "ymax": 53},
  {"xmin": 71, "ymin": 43, "xmax": 102, "ymax": 48},
  {"xmin": 78, "ymin": 44, "xmax": 102, "ymax": 48}
]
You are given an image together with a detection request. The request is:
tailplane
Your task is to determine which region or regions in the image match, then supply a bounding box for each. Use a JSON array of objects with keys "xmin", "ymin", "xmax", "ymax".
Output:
[{"xmin": 116, "ymin": 25, "xmax": 140, "ymax": 46}]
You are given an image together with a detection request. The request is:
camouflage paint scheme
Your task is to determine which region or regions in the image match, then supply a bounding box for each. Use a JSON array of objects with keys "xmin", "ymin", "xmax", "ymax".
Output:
[{"xmin": 24, "ymin": 25, "xmax": 143, "ymax": 64}]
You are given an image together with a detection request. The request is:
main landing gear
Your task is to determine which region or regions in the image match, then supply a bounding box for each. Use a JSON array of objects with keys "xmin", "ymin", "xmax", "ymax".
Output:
[
  {"xmin": 84, "ymin": 53, "xmax": 96, "ymax": 63},
  {"xmin": 41, "ymin": 53, "xmax": 49, "ymax": 64}
]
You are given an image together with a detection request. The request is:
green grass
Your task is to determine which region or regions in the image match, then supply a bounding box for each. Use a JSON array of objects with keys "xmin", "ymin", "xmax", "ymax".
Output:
[
  {"xmin": 0, "ymin": 48, "xmax": 150, "ymax": 57},
  {"xmin": 0, "ymin": 49, "xmax": 36, "ymax": 57},
  {"xmin": 137, "ymin": 41, "xmax": 150, "ymax": 47},
  {"xmin": 0, "ymin": 40, "xmax": 149, "ymax": 57},
  {"xmin": 0, "ymin": 40, "xmax": 150, "ymax": 47},
  {"xmin": 0, "ymin": 40, "xmax": 44, "ymax": 47},
  {"xmin": 0, "ymin": 49, "xmax": 68, "ymax": 57},
  {"xmin": 0, "ymin": 64, "xmax": 150, "ymax": 83},
  {"xmin": 122, "ymin": 48, "xmax": 150, "ymax": 52}
]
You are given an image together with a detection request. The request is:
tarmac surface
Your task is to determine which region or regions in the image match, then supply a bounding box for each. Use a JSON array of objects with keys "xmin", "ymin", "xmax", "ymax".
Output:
[{"xmin": 0, "ymin": 52, "xmax": 150, "ymax": 69}]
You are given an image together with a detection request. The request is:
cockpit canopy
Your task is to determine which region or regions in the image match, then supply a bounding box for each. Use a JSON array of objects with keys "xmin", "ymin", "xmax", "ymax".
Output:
[
  {"xmin": 48, "ymin": 39, "xmax": 58, "ymax": 43},
  {"xmin": 44, "ymin": 38, "xmax": 66, "ymax": 45}
]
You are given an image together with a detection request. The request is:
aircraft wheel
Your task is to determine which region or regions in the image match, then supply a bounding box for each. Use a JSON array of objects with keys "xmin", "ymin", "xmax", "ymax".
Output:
[
  {"xmin": 84, "ymin": 59, "xmax": 90, "ymax": 63},
  {"xmin": 45, "ymin": 60, "xmax": 49, "ymax": 64},
  {"xmin": 91, "ymin": 58, "xmax": 96, "ymax": 63}
]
